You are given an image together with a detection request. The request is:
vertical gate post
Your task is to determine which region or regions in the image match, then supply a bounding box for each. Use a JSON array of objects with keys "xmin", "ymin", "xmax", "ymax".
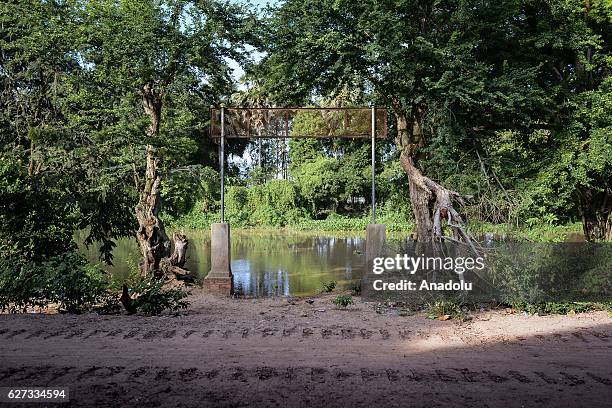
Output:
[
  {"xmin": 366, "ymin": 106, "xmax": 385, "ymax": 282},
  {"xmin": 220, "ymin": 106, "xmax": 225, "ymax": 223},
  {"xmin": 204, "ymin": 105, "xmax": 233, "ymax": 295},
  {"xmin": 371, "ymin": 106, "xmax": 376, "ymax": 224}
]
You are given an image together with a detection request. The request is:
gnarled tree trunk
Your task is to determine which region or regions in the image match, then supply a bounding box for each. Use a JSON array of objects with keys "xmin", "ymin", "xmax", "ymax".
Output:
[
  {"xmin": 134, "ymin": 146, "xmax": 193, "ymax": 280},
  {"xmin": 142, "ymin": 82, "xmax": 162, "ymax": 137},
  {"xmin": 170, "ymin": 232, "xmax": 188, "ymax": 267},
  {"xmin": 394, "ymin": 104, "xmax": 475, "ymax": 248},
  {"xmin": 135, "ymin": 145, "xmax": 171, "ymax": 277}
]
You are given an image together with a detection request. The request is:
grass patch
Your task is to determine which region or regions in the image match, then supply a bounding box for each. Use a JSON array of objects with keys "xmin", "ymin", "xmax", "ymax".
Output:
[
  {"xmin": 467, "ymin": 221, "xmax": 583, "ymax": 242},
  {"xmin": 508, "ymin": 301, "xmax": 612, "ymax": 316},
  {"xmin": 426, "ymin": 299, "xmax": 474, "ymax": 320},
  {"xmin": 167, "ymin": 207, "xmax": 584, "ymax": 242},
  {"xmin": 423, "ymin": 298, "xmax": 611, "ymax": 320}
]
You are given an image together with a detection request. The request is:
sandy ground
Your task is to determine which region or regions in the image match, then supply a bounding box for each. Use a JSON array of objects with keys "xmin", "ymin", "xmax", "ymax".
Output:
[{"xmin": 0, "ymin": 290, "xmax": 610, "ymax": 408}]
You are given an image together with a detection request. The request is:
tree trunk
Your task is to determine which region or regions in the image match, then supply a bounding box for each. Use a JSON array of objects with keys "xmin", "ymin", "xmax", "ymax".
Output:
[
  {"xmin": 135, "ymin": 145, "xmax": 171, "ymax": 277},
  {"xmin": 394, "ymin": 104, "xmax": 473, "ymax": 247},
  {"xmin": 403, "ymin": 152, "xmax": 434, "ymax": 241},
  {"xmin": 170, "ymin": 232, "xmax": 188, "ymax": 268},
  {"xmin": 134, "ymin": 146, "xmax": 193, "ymax": 280},
  {"xmin": 578, "ymin": 188, "xmax": 611, "ymax": 241},
  {"xmin": 142, "ymin": 82, "xmax": 162, "ymax": 137},
  {"xmin": 395, "ymin": 106, "xmax": 432, "ymax": 241}
]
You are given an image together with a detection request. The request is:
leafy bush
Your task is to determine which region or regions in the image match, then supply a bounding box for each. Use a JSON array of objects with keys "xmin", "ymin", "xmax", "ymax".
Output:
[
  {"xmin": 426, "ymin": 299, "xmax": 471, "ymax": 320},
  {"xmin": 321, "ymin": 280, "xmax": 337, "ymax": 293},
  {"xmin": 225, "ymin": 185, "xmax": 250, "ymax": 224},
  {"xmin": 247, "ymin": 180, "xmax": 306, "ymax": 226},
  {"xmin": 349, "ymin": 281, "xmax": 362, "ymax": 296},
  {"xmin": 0, "ymin": 152, "xmax": 76, "ymax": 262},
  {"xmin": 0, "ymin": 251, "xmax": 109, "ymax": 313},
  {"xmin": 0, "ymin": 250, "xmax": 189, "ymax": 315},
  {"xmin": 44, "ymin": 252, "xmax": 109, "ymax": 313},
  {"xmin": 127, "ymin": 278, "xmax": 190, "ymax": 315},
  {"xmin": 0, "ymin": 257, "xmax": 48, "ymax": 312},
  {"xmin": 223, "ymin": 180, "xmax": 308, "ymax": 227},
  {"xmin": 292, "ymin": 157, "xmax": 341, "ymax": 214},
  {"xmin": 332, "ymin": 294, "xmax": 353, "ymax": 308}
]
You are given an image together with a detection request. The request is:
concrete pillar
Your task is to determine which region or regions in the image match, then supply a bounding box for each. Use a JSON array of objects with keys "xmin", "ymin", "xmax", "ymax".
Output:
[
  {"xmin": 362, "ymin": 224, "xmax": 386, "ymax": 300},
  {"xmin": 203, "ymin": 223, "xmax": 233, "ymax": 295},
  {"xmin": 365, "ymin": 224, "xmax": 386, "ymax": 270}
]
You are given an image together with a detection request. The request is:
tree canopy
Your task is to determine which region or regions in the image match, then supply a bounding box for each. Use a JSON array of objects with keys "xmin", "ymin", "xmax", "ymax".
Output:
[{"xmin": 255, "ymin": 0, "xmax": 611, "ymax": 240}]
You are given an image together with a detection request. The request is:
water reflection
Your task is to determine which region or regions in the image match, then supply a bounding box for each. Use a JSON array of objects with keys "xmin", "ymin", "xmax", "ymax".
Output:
[{"xmin": 79, "ymin": 230, "xmax": 366, "ymax": 297}]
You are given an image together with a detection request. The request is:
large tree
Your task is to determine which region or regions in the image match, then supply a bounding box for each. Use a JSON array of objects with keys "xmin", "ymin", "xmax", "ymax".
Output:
[
  {"xmin": 0, "ymin": 0, "xmax": 259, "ymax": 273},
  {"xmin": 258, "ymin": 0, "xmax": 610, "ymax": 241},
  {"xmin": 69, "ymin": 0, "xmax": 258, "ymax": 276}
]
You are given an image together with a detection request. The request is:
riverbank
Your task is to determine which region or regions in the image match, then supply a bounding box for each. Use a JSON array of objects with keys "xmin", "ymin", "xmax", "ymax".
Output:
[
  {"xmin": 1, "ymin": 291, "xmax": 610, "ymax": 407},
  {"xmin": 166, "ymin": 210, "xmax": 584, "ymax": 242}
]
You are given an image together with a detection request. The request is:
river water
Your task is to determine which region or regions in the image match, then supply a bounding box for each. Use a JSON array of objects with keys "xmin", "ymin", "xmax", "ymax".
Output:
[
  {"xmin": 79, "ymin": 230, "xmax": 367, "ymax": 297},
  {"xmin": 79, "ymin": 230, "xmax": 607, "ymax": 301}
]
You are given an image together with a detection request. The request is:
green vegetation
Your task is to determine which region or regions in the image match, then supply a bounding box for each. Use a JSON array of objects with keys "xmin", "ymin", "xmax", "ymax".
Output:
[
  {"xmin": 0, "ymin": 252, "xmax": 109, "ymax": 313},
  {"xmin": 332, "ymin": 295, "xmax": 354, "ymax": 308},
  {"xmin": 465, "ymin": 221, "xmax": 584, "ymax": 243},
  {"xmin": 125, "ymin": 278, "xmax": 190, "ymax": 316},
  {"xmin": 321, "ymin": 281, "xmax": 338, "ymax": 293},
  {"xmin": 169, "ymin": 204, "xmax": 413, "ymax": 233},
  {"xmin": 509, "ymin": 301, "xmax": 612, "ymax": 316},
  {"xmin": 426, "ymin": 299, "xmax": 471, "ymax": 321},
  {"xmin": 424, "ymin": 299, "xmax": 612, "ymax": 320},
  {"xmin": 256, "ymin": 0, "xmax": 611, "ymax": 241},
  {"xmin": 349, "ymin": 282, "xmax": 362, "ymax": 296},
  {"xmin": 0, "ymin": 251, "xmax": 190, "ymax": 315}
]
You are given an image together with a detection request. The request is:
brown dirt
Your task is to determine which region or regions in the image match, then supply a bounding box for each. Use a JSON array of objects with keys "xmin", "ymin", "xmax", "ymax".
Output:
[{"xmin": 0, "ymin": 290, "xmax": 610, "ymax": 407}]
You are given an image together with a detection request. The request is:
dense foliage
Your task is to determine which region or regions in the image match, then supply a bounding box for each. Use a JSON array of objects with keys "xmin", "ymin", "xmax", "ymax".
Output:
[
  {"xmin": 0, "ymin": 0, "xmax": 254, "ymax": 311},
  {"xmin": 251, "ymin": 0, "xmax": 610, "ymax": 240}
]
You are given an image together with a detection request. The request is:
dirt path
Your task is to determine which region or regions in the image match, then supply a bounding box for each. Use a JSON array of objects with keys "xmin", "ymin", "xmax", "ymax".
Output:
[{"xmin": 0, "ymin": 292, "xmax": 611, "ymax": 407}]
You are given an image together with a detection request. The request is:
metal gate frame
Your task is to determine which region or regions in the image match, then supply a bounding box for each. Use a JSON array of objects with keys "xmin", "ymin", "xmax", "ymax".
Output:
[{"xmin": 210, "ymin": 106, "xmax": 387, "ymax": 225}]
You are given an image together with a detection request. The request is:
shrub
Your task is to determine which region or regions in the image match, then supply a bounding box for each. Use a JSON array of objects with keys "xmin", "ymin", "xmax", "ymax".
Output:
[
  {"xmin": 45, "ymin": 252, "xmax": 109, "ymax": 313},
  {"xmin": 349, "ymin": 281, "xmax": 362, "ymax": 296},
  {"xmin": 426, "ymin": 299, "xmax": 470, "ymax": 320},
  {"xmin": 225, "ymin": 185, "xmax": 250, "ymax": 224},
  {"xmin": 332, "ymin": 294, "xmax": 353, "ymax": 308},
  {"xmin": 0, "ymin": 251, "xmax": 109, "ymax": 313},
  {"xmin": 292, "ymin": 157, "xmax": 341, "ymax": 215},
  {"xmin": 127, "ymin": 278, "xmax": 190, "ymax": 315},
  {"xmin": 161, "ymin": 166, "xmax": 220, "ymax": 216},
  {"xmin": 509, "ymin": 301, "xmax": 612, "ymax": 316},
  {"xmin": 321, "ymin": 280, "xmax": 337, "ymax": 293},
  {"xmin": 0, "ymin": 153, "xmax": 75, "ymax": 261},
  {"xmin": 0, "ymin": 257, "xmax": 49, "ymax": 312},
  {"xmin": 248, "ymin": 180, "xmax": 304, "ymax": 226}
]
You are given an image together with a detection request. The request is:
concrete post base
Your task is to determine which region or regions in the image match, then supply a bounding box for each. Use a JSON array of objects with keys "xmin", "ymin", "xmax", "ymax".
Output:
[
  {"xmin": 203, "ymin": 223, "xmax": 233, "ymax": 296},
  {"xmin": 365, "ymin": 224, "xmax": 386, "ymax": 271},
  {"xmin": 362, "ymin": 224, "xmax": 386, "ymax": 299}
]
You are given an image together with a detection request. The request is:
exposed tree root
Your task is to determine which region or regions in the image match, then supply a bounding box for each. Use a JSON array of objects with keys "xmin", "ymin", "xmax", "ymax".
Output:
[{"xmin": 400, "ymin": 152, "xmax": 480, "ymax": 255}]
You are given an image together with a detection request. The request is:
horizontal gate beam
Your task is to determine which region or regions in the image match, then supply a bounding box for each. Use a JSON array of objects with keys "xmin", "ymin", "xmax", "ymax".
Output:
[{"xmin": 210, "ymin": 107, "xmax": 387, "ymax": 139}]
